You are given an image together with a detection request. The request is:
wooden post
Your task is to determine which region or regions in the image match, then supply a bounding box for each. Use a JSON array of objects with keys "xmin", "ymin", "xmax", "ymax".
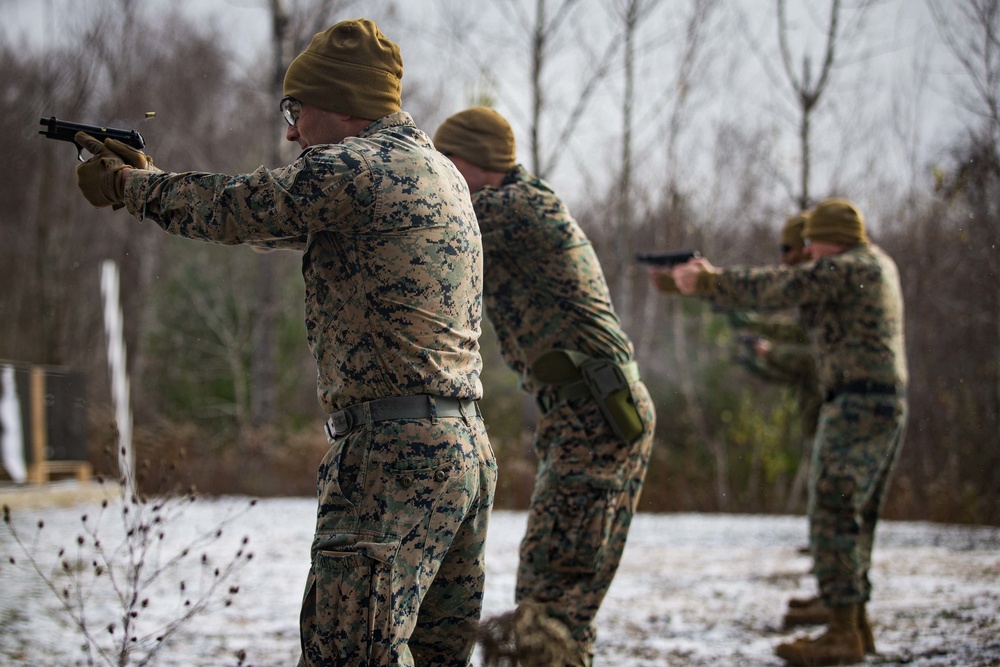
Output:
[
  {"xmin": 24, "ymin": 366, "xmax": 93, "ymax": 484},
  {"xmin": 28, "ymin": 367, "xmax": 47, "ymax": 484}
]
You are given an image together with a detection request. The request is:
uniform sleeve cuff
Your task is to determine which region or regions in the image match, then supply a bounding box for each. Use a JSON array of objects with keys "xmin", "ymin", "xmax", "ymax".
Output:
[
  {"xmin": 655, "ymin": 273, "xmax": 680, "ymax": 293},
  {"xmin": 695, "ymin": 269, "xmax": 720, "ymax": 294},
  {"xmin": 123, "ymin": 169, "xmax": 152, "ymax": 220}
]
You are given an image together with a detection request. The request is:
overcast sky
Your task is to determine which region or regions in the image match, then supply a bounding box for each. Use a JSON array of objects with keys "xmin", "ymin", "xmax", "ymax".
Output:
[{"xmin": 1, "ymin": 0, "xmax": 972, "ymax": 215}]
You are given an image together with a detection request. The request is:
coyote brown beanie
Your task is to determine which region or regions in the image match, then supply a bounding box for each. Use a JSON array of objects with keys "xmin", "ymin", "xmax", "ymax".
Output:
[
  {"xmin": 433, "ymin": 107, "xmax": 517, "ymax": 173},
  {"xmin": 804, "ymin": 198, "xmax": 869, "ymax": 246},
  {"xmin": 282, "ymin": 18, "xmax": 402, "ymax": 120},
  {"xmin": 780, "ymin": 213, "xmax": 808, "ymax": 250}
]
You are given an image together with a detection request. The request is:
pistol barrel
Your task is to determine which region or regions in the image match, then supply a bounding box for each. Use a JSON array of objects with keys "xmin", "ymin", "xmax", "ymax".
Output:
[{"xmin": 39, "ymin": 116, "xmax": 145, "ymax": 151}]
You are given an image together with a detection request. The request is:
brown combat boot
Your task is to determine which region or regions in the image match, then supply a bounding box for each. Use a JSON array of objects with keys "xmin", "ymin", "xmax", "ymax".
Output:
[
  {"xmin": 858, "ymin": 605, "xmax": 875, "ymax": 654},
  {"xmin": 775, "ymin": 604, "xmax": 865, "ymax": 666},
  {"xmin": 783, "ymin": 596, "xmax": 831, "ymax": 628},
  {"xmin": 788, "ymin": 595, "xmax": 821, "ymax": 608},
  {"xmin": 477, "ymin": 601, "xmax": 575, "ymax": 667}
]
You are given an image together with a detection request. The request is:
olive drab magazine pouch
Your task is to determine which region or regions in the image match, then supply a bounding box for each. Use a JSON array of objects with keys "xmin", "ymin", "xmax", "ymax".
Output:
[
  {"xmin": 580, "ymin": 359, "xmax": 644, "ymax": 444},
  {"xmin": 532, "ymin": 349, "xmax": 644, "ymax": 444}
]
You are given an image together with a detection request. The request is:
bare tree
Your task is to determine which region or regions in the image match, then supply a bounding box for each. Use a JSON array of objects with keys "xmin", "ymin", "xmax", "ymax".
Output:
[
  {"xmin": 250, "ymin": 0, "xmax": 364, "ymax": 428},
  {"xmin": 247, "ymin": 0, "xmax": 291, "ymax": 429},
  {"xmin": 924, "ymin": 0, "xmax": 1000, "ymax": 516},
  {"xmin": 928, "ymin": 0, "xmax": 1000, "ymax": 140},
  {"xmin": 610, "ymin": 0, "xmax": 658, "ymax": 327},
  {"xmin": 526, "ymin": 0, "xmax": 579, "ymax": 176},
  {"xmin": 473, "ymin": 0, "xmax": 619, "ymax": 180},
  {"xmin": 633, "ymin": 0, "xmax": 722, "ymax": 357},
  {"xmin": 728, "ymin": 0, "xmax": 880, "ymax": 209},
  {"xmin": 776, "ymin": 0, "xmax": 842, "ymax": 209},
  {"xmin": 610, "ymin": 0, "xmax": 730, "ymax": 507}
]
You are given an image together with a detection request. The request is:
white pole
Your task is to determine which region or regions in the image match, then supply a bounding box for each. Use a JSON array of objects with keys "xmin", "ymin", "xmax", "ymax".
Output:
[
  {"xmin": 100, "ymin": 260, "xmax": 135, "ymax": 491},
  {"xmin": 0, "ymin": 365, "xmax": 27, "ymax": 483}
]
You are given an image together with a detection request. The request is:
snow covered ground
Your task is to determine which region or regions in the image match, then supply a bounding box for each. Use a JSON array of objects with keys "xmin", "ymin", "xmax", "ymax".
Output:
[{"xmin": 1, "ymin": 494, "xmax": 998, "ymax": 666}]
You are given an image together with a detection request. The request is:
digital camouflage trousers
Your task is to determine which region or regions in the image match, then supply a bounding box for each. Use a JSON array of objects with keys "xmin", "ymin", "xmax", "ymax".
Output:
[
  {"xmin": 298, "ymin": 410, "xmax": 496, "ymax": 667},
  {"xmin": 516, "ymin": 380, "xmax": 655, "ymax": 666},
  {"xmin": 809, "ymin": 391, "xmax": 907, "ymax": 607}
]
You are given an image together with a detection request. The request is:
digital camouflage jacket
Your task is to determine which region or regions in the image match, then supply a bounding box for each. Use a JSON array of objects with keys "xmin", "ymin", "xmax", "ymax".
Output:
[
  {"xmin": 472, "ymin": 164, "xmax": 634, "ymax": 395},
  {"xmin": 709, "ymin": 244, "xmax": 907, "ymax": 395},
  {"xmin": 123, "ymin": 112, "xmax": 485, "ymax": 413}
]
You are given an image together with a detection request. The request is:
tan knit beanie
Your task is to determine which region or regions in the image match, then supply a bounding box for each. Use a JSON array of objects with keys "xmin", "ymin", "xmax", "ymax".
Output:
[
  {"xmin": 433, "ymin": 107, "xmax": 517, "ymax": 172},
  {"xmin": 780, "ymin": 212, "xmax": 808, "ymax": 250},
  {"xmin": 804, "ymin": 198, "xmax": 869, "ymax": 246},
  {"xmin": 282, "ymin": 18, "xmax": 402, "ymax": 120}
]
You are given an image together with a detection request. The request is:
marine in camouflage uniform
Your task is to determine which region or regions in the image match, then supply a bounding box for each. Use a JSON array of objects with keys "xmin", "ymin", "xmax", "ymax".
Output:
[
  {"xmin": 733, "ymin": 312, "xmax": 822, "ymax": 516},
  {"xmin": 728, "ymin": 214, "xmax": 829, "ymax": 628},
  {"xmin": 435, "ymin": 107, "xmax": 655, "ymax": 667},
  {"xmin": 732, "ymin": 312, "xmax": 820, "ymax": 436},
  {"xmin": 730, "ymin": 213, "xmax": 830, "ymax": 630},
  {"xmin": 75, "ymin": 20, "xmax": 496, "ymax": 667},
  {"xmin": 730, "ymin": 214, "xmax": 823, "ymax": 512},
  {"xmin": 665, "ymin": 199, "xmax": 907, "ymax": 666}
]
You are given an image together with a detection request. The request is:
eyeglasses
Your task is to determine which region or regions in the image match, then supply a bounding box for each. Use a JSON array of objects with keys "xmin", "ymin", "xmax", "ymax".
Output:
[{"xmin": 279, "ymin": 96, "xmax": 302, "ymax": 127}]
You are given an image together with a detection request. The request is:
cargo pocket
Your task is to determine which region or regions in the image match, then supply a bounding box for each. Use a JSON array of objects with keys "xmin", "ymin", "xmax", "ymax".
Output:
[
  {"xmin": 543, "ymin": 487, "xmax": 615, "ymax": 574},
  {"xmin": 299, "ymin": 539, "xmax": 399, "ymax": 667}
]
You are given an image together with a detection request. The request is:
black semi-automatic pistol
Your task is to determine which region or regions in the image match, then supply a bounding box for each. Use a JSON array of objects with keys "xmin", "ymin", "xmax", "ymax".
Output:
[
  {"xmin": 634, "ymin": 250, "xmax": 702, "ymax": 268},
  {"xmin": 39, "ymin": 116, "xmax": 145, "ymax": 161}
]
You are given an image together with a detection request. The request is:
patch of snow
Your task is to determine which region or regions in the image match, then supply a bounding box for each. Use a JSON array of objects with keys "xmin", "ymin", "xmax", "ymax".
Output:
[{"xmin": 1, "ymin": 499, "xmax": 998, "ymax": 666}]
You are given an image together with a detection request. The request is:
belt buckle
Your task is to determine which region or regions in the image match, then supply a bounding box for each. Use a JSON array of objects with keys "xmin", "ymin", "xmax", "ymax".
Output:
[{"xmin": 326, "ymin": 408, "xmax": 355, "ymax": 441}]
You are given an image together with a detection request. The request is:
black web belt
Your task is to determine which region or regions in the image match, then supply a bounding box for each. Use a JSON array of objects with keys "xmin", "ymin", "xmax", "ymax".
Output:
[
  {"xmin": 325, "ymin": 394, "xmax": 478, "ymax": 441},
  {"xmin": 825, "ymin": 380, "xmax": 900, "ymax": 403}
]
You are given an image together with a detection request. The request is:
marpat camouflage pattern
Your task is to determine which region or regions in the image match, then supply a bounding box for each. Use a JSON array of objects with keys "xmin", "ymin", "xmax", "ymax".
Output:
[
  {"xmin": 473, "ymin": 164, "xmax": 654, "ymax": 664},
  {"xmin": 124, "ymin": 112, "xmax": 485, "ymax": 413},
  {"xmin": 705, "ymin": 243, "xmax": 908, "ymax": 608},
  {"xmin": 122, "ymin": 111, "xmax": 496, "ymax": 665}
]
